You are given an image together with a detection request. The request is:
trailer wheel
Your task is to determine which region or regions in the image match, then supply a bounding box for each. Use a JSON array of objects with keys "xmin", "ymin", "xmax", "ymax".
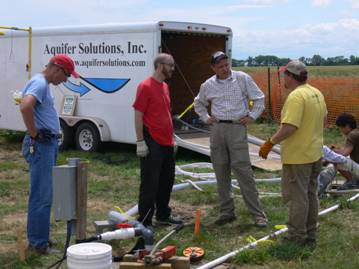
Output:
[
  {"xmin": 75, "ymin": 122, "xmax": 101, "ymax": 152},
  {"xmin": 59, "ymin": 120, "xmax": 74, "ymax": 150}
]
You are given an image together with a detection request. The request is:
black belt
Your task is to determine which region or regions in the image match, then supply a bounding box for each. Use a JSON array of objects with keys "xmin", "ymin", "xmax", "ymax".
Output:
[
  {"xmin": 27, "ymin": 131, "xmax": 61, "ymax": 139},
  {"xmin": 50, "ymin": 134, "xmax": 62, "ymax": 139},
  {"xmin": 218, "ymin": 120, "xmax": 238, "ymax": 124}
]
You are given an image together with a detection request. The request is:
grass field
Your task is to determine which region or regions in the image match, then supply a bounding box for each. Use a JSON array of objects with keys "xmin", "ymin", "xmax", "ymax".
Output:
[
  {"xmin": 235, "ymin": 65, "xmax": 359, "ymax": 77},
  {"xmin": 233, "ymin": 65, "xmax": 359, "ymax": 126},
  {"xmin": 0, "ymin": 124, "xmax": 358, "ymax": 269}
]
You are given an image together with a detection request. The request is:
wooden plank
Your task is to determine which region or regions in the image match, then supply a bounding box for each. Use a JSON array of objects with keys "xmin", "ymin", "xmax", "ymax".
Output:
[
  {"xmin": 76, "ymin": 161, "xmax": 88, "ymax": 240},
  {"xmin": 167, "ymin": 256, "xmax": 190, "ymax": 269},
  {"xmin": 177, "ymin": 133, "xmax": 282, "ymax": 171},
  {"xmin": 121, "ymin": 256, "xmax": 190, "ymax": 269},
  {"xmin": 119, "ymin": 262, "xmax": 172, "ymax": 269}
]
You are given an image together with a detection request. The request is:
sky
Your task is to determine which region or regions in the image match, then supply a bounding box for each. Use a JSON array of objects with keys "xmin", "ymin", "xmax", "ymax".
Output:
[{"xmin": 1, "ymin": 0, "xmax": 359, "ymax": 60}]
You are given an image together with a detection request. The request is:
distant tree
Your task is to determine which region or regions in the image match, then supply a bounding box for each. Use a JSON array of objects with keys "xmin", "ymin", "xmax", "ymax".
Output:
[
  {"xmin": 278, "ymin": 58, "xmax": 291, "ymax": 66},
  {"xmin": 312, "ymin": 54, "xmax": 324, "ymax": 66},
  {"xmin": 232, "ymin": 54, "xmax": 359, "ymax": 66},
  {"xmin": 247, "ymin": 56, "xmax": 254, "ymax": 66},
  {"xmin": 232, "ymin": 59, "xmax": 242, "ymax": 67},
  {"xmin": 350, "ymin": 55, "xmax": 356, "ymax": 64}
]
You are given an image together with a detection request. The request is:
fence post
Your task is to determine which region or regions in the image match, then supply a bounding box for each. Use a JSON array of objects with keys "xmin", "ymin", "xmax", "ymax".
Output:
[
  {"xmin": 76, "ymin": 161, "xmax": 88, "ymax": 240},
  {"xmin": 267, "ymin": 67, "xmax": 272, "ymax": 120}
]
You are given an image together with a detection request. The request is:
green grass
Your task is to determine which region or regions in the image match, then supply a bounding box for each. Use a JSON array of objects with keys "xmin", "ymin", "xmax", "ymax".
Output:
[
  {"xmin": 0, "ymin": 127, "xmax": 359, "ymax": 269},
  {"xmin": 248, "ymin": 121, "xmax": 345, "ymax": 147}
]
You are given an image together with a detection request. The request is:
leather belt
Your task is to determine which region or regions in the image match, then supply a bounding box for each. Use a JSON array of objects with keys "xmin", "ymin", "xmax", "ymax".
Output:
[
  {"xmin": 50, "ymin": 134, "xmax": 62, "ymax": 139},
  {"xmin": 218, "ymin": 120, "xmax": 238, "ymax": 124}
]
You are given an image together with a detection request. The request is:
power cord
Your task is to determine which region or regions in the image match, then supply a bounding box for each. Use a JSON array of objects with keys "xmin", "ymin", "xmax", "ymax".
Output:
[{"xmin": 46, "ymin": 220, "xmax": 73, "ymax": 269}]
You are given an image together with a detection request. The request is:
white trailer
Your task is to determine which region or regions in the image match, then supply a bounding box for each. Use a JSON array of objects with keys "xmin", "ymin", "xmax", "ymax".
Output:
[{"xmin": 0, "ymin": 21, "xmax": 281, "ymax": 171}]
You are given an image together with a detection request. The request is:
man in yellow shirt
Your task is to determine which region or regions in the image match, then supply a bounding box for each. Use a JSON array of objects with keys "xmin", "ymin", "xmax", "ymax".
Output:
[{"xmin": 259, "ymin": 60, "xmax": 327, "ymax": 246}]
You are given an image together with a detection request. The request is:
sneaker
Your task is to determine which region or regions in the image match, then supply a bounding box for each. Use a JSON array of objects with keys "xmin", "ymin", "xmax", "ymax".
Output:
[
  {"xmin": 48, "ymin": 239, "xmax": 56, "ymax": 248},
  {"xmin": 254, "ymin": 217, "xmax": 268, "ymax": 228},
  {"xmin": 214, "ymin": 215, "xmax": 236, "ymax": 225},
  {"xmin": 337, "ymin": 180, "xmax": 359, "ymax": 191},
  {"xmin": 155, "ymin": 215, "xmax": 183, "ymax": 225}
]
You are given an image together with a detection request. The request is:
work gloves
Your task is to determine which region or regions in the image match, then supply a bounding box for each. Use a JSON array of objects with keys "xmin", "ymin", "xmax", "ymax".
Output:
[
  {"xmin": 259, "ymin": 138, "xmax": 274, "ymax": 159},
  {"xmin": 174, "ymin": 141, "xmax": 178, "ymax": 156},
  {"xmin": 136, "ymin": 140, "xmax": 149, "ymax": 157}
]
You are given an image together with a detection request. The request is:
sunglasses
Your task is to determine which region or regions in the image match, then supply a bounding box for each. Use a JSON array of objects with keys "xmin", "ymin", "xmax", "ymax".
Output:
[{"xmin": 55, "ymin": 64, "xmax": 71, "ymax": 77}]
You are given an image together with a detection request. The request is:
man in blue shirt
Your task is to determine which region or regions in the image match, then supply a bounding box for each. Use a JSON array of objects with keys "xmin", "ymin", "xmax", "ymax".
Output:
[{"xmin": 20, "ymin": 54, "xmax": 79, "ymax": 255}]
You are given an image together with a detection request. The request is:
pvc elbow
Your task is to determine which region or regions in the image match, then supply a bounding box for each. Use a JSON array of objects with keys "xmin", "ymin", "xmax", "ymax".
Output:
[
  {"xmin": 108, "ymin": 210, "xmax": 128, "ymax": 224},
  {"xmin": 131, "ymin": 222, "xmax": 154, "ymax": 248}
]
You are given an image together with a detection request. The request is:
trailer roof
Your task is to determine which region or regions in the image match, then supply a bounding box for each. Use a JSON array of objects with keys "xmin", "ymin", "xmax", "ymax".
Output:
[{"xmin": 1, "ymin": 21, "xmax": 232, "ymax": 37}]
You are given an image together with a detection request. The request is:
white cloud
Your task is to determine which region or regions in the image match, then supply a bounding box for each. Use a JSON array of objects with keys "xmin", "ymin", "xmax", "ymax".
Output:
[
  {"xmin": 229, "ymin": 0, "xmax": 288, "ymax": 8},
  {"xmin": 245, "ymin": 0, "xmax": 288, "ymax": 4},
  {"xmin": 1, "ymin": 0, "xmax": 358, "ymax": 59},
  {"xmin": 312, "ymin": 0, "xmax": 331, "ymax": 7},
  {"xmin": 351, "ymin": 0, "xmax": 359, "ymax": 8},
  {"xmin": 234, "ymin": 18, "xmax": 359, "ymax": 58}
]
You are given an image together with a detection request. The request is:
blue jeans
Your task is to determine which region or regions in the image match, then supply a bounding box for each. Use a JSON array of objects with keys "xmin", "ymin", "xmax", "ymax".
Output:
[{"xmin": 22, "ymin": 135, "xmax": 58, "ymax": 248}]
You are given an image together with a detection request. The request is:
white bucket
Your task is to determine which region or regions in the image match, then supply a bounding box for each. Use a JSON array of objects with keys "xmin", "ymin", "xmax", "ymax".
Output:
[{"xmin": 67, "ymin": 242, "xmax": 112, "ymax": 269}]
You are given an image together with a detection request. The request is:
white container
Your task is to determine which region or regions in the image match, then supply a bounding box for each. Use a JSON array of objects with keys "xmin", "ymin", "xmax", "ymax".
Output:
[{"xmin": 67, "ymin": 242, "xmax": 112, "ymax": 269}]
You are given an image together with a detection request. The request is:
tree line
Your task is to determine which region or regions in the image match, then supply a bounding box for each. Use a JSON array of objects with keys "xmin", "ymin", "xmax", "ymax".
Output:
[{"xmin": 232, "ymin": 55, "xmax": 359, "ymax": 67}]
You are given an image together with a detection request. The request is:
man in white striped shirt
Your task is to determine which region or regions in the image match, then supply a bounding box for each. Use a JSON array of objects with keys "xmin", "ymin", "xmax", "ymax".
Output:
[{"xmin": 194, "ymin": 51, "xmax": 267, "ymax": 227}]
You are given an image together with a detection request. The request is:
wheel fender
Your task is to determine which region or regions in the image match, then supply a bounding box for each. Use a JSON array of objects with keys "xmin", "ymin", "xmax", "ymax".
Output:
[{"xmin": 60, "ymin": 116, "xmax": 111, "ymax": 142}]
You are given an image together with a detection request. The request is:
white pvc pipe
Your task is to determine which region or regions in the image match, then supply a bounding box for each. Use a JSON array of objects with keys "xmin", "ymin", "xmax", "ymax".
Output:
[
  {"xmin": 197, "ymin": 227, "xmax": 289, "ymax": 269},
  {"xmin": 175, "ymin": 162, "xmax": 281, "ymax": 182},
  {"xmin": 108, "ymin": 178, "xmax": 281, "ymax": 224},
  {"xmin": 197, "ymin": 192, "xmax": 359, "ymax": 269}
]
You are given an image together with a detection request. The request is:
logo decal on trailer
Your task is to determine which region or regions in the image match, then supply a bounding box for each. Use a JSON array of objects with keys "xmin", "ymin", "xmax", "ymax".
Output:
[{"xmin": 63, "ymin": 78, "xmax": 130, "ymax": 96}]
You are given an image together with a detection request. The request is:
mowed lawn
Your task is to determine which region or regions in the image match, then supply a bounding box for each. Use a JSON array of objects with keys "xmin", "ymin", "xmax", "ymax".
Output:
[{"xmin": 0, "ymin": 123, "xmax": 359, "ymax": 269}]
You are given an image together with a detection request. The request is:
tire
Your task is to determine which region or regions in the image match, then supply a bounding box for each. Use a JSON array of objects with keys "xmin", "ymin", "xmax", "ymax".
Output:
[
  {"xmin": 59, "ymin": 120, "xmax": 74, "ymax": 151},
  {"xmin": 75, "ymin": 122, "xmax": 101, "ymax": 152}
]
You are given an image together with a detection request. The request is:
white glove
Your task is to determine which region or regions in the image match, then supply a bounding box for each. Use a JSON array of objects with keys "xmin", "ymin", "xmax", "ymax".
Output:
[
  {"xmin": 173, "ymin": 141, "xmax": 178, "ymax": 155},
  {"xmin": 136, "ymin": 140, "xmax": 149, "ymax": 157}
]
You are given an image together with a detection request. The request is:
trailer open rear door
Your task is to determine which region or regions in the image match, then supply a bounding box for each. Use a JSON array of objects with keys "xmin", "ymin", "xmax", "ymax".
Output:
[{"xmin": 175, "ymin": 131, "xmax": 282, "ymax": 172}]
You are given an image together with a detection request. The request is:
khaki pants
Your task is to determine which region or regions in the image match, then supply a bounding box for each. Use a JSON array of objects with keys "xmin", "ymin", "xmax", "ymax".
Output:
[
  {"xmin": 210, "ymin": 123, "xmax": 265, "ymax": 219},
  {"xmin": 282, "ymin": 159, "xmax": 322, "ymax": 242}
]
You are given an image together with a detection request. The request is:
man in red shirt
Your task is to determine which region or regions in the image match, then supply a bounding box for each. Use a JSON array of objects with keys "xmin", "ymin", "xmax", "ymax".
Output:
[{"xmin": 133, "ymin": 53, "xmax": 182, "ymax": 227}]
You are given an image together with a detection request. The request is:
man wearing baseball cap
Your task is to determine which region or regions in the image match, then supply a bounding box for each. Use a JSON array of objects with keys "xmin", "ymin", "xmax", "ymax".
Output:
[
  {"xmin": 194, "ymin": 51, "xmax": 268, "ymax": 227},
  {"xmin": 259, "ymin": 60, "xmax": 327, "ymax": 247},
  {"xmin": 20, "ymin": 54, "xmax": 79, "ymax": 255}
]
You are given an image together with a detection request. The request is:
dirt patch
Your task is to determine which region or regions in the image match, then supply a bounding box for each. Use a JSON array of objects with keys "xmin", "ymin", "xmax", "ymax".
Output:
[
  {"xmin": 170, "ymin": 200, "xmax": 211, "ymax": 224},
  {"xmin": 0, "ymin": 212, "xmax": 27, "ymax": 228}
]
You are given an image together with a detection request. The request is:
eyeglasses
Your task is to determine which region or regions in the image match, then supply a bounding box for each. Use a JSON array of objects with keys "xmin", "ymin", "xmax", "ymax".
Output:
[{"xmin": 161, "ymin": 62, "xmax": 175, "ymax": 68}]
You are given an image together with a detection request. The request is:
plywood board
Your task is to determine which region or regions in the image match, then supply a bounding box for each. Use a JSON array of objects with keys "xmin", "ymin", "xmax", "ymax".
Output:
[{"xmin": 177, "ymin": 133, "xmax": 282, "ymax": 172}]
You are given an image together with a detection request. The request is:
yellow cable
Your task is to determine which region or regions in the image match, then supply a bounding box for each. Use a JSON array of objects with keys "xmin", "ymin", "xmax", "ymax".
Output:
[
  {"xmin": 114, "ymin": 206, "xmax": 134, "ymax": 220},
  {"xmin": 178, "ymin": 103, "xmax": 194, "ymax": 119}
]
